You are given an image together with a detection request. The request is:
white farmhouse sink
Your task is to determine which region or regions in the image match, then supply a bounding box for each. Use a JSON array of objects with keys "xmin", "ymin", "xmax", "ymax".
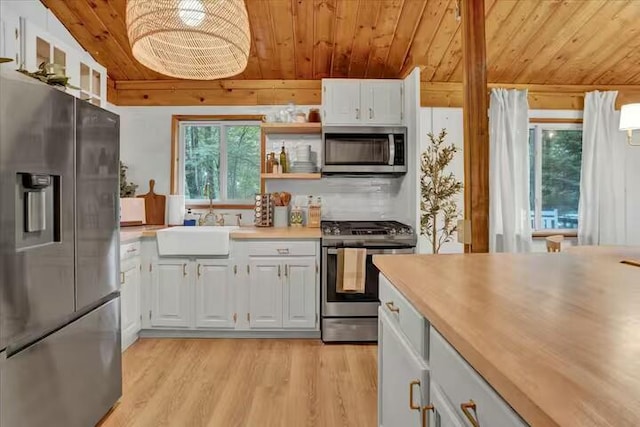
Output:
[{"xmin": 156, "ymin": 226, "xmax": 239, "ymax": 256}]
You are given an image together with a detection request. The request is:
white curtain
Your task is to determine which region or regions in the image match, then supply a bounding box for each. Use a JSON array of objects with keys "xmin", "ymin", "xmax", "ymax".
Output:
[
  {"xmin": 489, "ymin": 89, "xmax": 532, "ymax": 253},
  {"xmin": 578, "ymin": 91, "xmax": 626, "ymax": 245}
]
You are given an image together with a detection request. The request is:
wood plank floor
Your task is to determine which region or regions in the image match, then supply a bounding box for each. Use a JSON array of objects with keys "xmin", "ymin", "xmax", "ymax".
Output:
[{"xmin": 100, "ymin": 339, "xmax": 377, "ymax": 427}]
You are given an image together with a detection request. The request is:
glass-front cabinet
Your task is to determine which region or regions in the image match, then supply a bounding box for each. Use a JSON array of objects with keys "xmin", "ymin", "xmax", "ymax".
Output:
[{"xmin": 20, "ymin": 19, "xmax": 107, "ymax": 107}]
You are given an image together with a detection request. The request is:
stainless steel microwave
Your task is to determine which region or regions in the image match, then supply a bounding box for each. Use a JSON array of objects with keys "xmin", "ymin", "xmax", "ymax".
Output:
[{"xmin": 322, "ymin": 126, "xmax": 407, "ymax": 174}]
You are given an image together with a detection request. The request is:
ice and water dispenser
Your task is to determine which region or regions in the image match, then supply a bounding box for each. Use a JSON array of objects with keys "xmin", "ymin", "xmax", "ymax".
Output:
[{"xmin": 16, "ymin": 172, "xmax": 59, "ymax": 248}]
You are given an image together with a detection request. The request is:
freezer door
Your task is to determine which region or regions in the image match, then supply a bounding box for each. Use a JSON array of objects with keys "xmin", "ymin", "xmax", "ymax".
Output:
[
  {"xmin": 1, "ymin": 296, "xmax": 122, "ymax": 427},
  {"xmin": 75, "ymin": 101, "xmax": 120, "ymax": 310},
  {"xmin": 0, "ymin": 75, "xmax": 76, "ymax": 351}
]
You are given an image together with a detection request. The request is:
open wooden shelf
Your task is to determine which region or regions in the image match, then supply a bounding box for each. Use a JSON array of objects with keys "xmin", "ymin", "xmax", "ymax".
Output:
[
  {"xmin": 261, "ymin": 122, "xmax": 321, "ymax": 134},
  {"xmin": 261, "ymin": 173, "xmax": 321, "ymax": 180}
]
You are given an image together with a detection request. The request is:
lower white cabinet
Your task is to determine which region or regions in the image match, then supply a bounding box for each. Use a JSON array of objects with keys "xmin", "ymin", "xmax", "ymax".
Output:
[
  {"xmin": 151, "ymin": 259, "xmax": 191, "ymax": 328},
  {"xmin": 248, "ymin": 256, "xmax": 317, "ymax": 330},
  {"xmin": 120, "ymin": 256, "xmax": 142, "ymax": 351},
  {"xmin": 195, "ymin": 259, "xmax": 235, "ymax": 328},
  {"xmin": 378, "ymin": 308, "xmax": 429, "ymax": 427},
  {"xmin": 283, "ymin": 257, "xmax": 316, "ymax": 328},
  {"xmin": 249, "ymin": 258, "xmax": 283, "ymax": 328},
  {"xmin": 429, "ymin": 383, "xmax": 464, "ymax": 427}
]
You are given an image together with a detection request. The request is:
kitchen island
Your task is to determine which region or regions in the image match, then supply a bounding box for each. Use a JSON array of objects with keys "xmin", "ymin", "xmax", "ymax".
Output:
[{"xmin": 374, "ymin": 250, "xmax": 640, "ymax": 427}]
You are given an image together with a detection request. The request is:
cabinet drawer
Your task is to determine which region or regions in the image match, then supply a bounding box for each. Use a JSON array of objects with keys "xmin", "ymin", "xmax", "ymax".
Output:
[
  {"xmin": 379, "ymin": 274, "xmax": 428, "ymax": 360},
  {"xmin": 120, "ymin": 241, "xmax": 141, "ymax": 261},
  {"xmin": 430, "ymin": 328, "xmax": 527, "ymax": 427},
  {"xmin": 246, "ymin": 241, "xmax": 317, "ymax": 257}
]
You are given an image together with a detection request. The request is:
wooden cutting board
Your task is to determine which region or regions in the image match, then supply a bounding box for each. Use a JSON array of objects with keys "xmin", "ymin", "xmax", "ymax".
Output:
[{"xmin": 137, "ymin": 179, "xmax": 166, "ymax": 225}]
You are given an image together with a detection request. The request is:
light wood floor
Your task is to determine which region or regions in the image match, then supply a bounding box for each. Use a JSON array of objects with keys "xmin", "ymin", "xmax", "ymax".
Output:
[{"xmin": 100, "ymin": 339, "xmax": 377, "ymax": 427}]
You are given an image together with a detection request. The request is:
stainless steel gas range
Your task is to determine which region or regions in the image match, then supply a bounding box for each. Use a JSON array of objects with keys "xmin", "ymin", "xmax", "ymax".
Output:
[{"xmin": 321, "ymin": 220, "xmax": 417, "ymax": 342}]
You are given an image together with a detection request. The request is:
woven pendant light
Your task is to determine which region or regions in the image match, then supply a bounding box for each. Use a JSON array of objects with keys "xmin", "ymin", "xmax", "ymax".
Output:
[{"xmin": 126, "ymin": 0, "xmax": 250, "ymax": 80}]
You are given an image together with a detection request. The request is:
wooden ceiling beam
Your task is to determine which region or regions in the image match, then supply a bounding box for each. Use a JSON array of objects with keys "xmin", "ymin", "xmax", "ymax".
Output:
[{"xmin": 386, "ymin": 0, "xmax": 428, "ymax": 77}]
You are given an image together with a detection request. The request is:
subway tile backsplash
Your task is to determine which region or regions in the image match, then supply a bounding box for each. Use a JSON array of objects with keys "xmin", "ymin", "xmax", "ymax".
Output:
[{"xmin": 266, "ymin": 176, "xmax": 407, "ymax": 221}]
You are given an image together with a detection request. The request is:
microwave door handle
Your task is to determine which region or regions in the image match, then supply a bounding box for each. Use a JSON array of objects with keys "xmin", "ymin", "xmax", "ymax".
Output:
[{"xmin": 388, "ymin": 134, "xmax": 395, "ymax": 166}]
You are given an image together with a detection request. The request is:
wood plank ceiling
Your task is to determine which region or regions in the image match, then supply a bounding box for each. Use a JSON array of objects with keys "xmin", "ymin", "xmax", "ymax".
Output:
[{"xmin": 42, "ymin": 0, "xmax": 640, "ymax": 85}]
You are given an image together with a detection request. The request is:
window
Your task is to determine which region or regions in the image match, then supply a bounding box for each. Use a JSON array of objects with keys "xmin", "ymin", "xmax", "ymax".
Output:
[
  {"xmin": 529, "ymin": 124, "xmax": 582, "ymax": 231},
  {"xmin": 177, "ymin": 119, "xmax": 261, "ymax": 205}
]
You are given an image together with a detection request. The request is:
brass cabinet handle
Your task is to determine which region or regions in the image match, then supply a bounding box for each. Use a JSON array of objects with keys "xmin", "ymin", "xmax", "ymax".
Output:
[
  {"xmin": 278, "ymin": 265, "xmax": 281, "ymax": 277},
  {"xmin": 369, "ymin": 107, "xmax": 373, "ymax": 119},
  {"xmin": 197, "ymin": 264, "xmax": 202, "ymax": 277},
  {"xmin": 356, "ymin": 108, "xmax": 360, "ymax": 119},
  {"xmin": 422, "ymin": 404, "xmax": 434, "ymax": 427},
  {"xmin": 277, "ymin": 248, "xmax": 289, "ymax": 255},
  {"xmin": 385, "ymin": 301, "xmax": 400, "ymax": 313},
  {"xmin": 460, "ymin": 400, "xmax": 480, "ymax": 427},
  {"xmin": 234, "ymin": 265, "xmax": 238, "ymax": 275},
  {"xmin": 183, "ymin": 264, "xmax": 187, "ymax": 277},
  {"xmin": 284, "ymin": 264, "xmax": 288, "ymax": 277},
  {"xmin": 409, "ymin": 380, "xmax": 421, "ymax": 411},
  {"xmin": 120, "ymin": 272, "xmax": 125, "ymax": 285}
]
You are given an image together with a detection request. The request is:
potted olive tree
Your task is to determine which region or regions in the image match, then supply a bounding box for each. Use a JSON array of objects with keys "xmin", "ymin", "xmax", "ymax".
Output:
[{"xmin": 420, "ymin": 129, "xmax": 463, "ymax": 254}]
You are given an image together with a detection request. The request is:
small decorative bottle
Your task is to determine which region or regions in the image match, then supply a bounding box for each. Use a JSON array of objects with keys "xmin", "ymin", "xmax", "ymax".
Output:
[{"xmin": 279, "ymin": 144, "xmax": 288, "ymax": 173}]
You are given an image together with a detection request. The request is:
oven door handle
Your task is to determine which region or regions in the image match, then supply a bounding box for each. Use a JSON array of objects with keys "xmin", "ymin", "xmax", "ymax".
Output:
[{"xmin": 326, "ymin": 247, "xmax": 414, "ymax": 255}]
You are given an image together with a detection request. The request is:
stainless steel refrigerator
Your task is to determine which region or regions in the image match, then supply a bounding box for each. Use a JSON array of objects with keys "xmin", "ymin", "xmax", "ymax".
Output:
[{"xmin": 0, "ymin": 72, "xmax": 121, "ymax": 426}]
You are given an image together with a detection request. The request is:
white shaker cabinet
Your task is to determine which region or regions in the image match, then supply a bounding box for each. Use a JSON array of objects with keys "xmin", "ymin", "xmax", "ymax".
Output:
[
  {"xmin": 322, "ymin": 79, "xmax": 404, "ymax": 126},
  {"xmin": 151, "ymin": 259, "xmax": 191, "ymax": 328},
  {"xmin": 195, "ymin": 259, "xmax": 235, "ymax": 329},
  {"xmin": 120, "ymin": 256, "xmax": 141, "ymax": 351},
  {"xmin": 248, "ymin": 258, "xmax": 283, "ymax": 328},
  {"xmin": 378, "ymin": 308, "xmax": 430, "ymax": 427},
  {"xmin": 361, "ymin": 81, "xmax": 403, "ymax": 125},
  {"xmin": 283, "ymin": 257, "xmax": 317, "ymax": 329},
  {"xmin": 322, "ymin": 79, "xmax": 362, "ymax": 125},
  {"xmin": 429, "ymin": 383, "xmax": 465, "ymax": 427}
]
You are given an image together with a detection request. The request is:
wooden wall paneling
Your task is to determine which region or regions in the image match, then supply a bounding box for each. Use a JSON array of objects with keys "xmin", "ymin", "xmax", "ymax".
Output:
[
  {"xmin": 485, "ymin": 1, "xmax": 561, "ymax": 82},
  {"xmin": 60, "ymin": 0, "xmax": 148, "ymax": 79},
  {"xmin": 514, "ymin": 1, "xmax": 609, "ymax": 83},
  {"xmin": 448, "ymin": 0, "xmax": 524, "ymax": 83},
  {"xmin": 385, "ymin": 0, "xmax": 428, "ymax": 77},
  {"xmin": 542, "ymin": 2, "xmax": 639, "ymax": 85},
  {"xmin": 330, "ymin": 0, "xmax": 360, "ymax": 77},
  {"xmin": 491, "ymin": 1, "xmax": 584, "ymax": 83},
  {"xmin": 399, "ymin": 0, "xmax": 450, "ymax": 79},
  {"xmin": 427, "ymin": 0, "xmax": 469, "ymax": 82},
  {"xmin": 246, "ymin": 1, "xmax": 281, "ymax": 79},
  {"xmin": 292, "ymin": 0, "xmax": 315, "ymax": 79},
  {"xmin": 83, "ymin": 0, "xmax": 162, "ymax": 79},
  {"xmin": 365, "ymin": 0, "xmax": 404, "ymax": 78},
  {"xmin": 348, "ymin": 1, "xmax": 382, "ymax": 78},
  {"xmin": 313, "ymin": 0, "xmax": 337, "ymax": 78},
  {"xmin": 461, "ymin": 0, "xmax": 489, "ymax": 253},
  {"xmin": 107, "ymin": 78, "xmax": 117, "ymax": 105},
  {"xmin": 269, "ymin": 0, "xmax": 297, "ymax": 80}
]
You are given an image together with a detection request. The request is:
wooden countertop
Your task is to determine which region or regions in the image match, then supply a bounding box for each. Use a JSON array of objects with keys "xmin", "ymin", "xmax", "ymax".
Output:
[
  {"xmin": 119, "ymin": 225, "xmax": 321, "ymax": 242},
  {"xmin": 374, "ymin": 249, "xmax": 640, "ymax": 427},
  {"xmin": 119, "ymin": 225, "xmax": 167, "ymax": 242},
  {"xmin": 229, "ymin": 226, "xmax": 321, "ymax": 239}
]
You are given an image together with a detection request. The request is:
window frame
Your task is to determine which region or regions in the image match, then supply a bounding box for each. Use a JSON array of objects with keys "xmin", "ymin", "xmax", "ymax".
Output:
[
  {"xmin": 170, "ymin": 115, "xmax": 264, "ymax": 209},
  {"xmin": 529, "ymin": 120, "xmax": 582, "ymax": 237}
]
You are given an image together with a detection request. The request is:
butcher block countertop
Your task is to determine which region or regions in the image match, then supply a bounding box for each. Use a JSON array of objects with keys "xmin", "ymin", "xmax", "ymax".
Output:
[
  {"xmin": 374, "ymin": 249, "xmax": 640, "ymax": 427},
  {"xmin": 230, "ymin": 226, "xmax": 321, "ymax": 239},
  {"xmin": 119, "ymin": 225, "xmax": 321, "ymax": 242}
]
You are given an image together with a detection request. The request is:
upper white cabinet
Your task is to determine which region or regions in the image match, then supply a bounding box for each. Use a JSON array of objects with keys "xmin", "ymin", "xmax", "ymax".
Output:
[
  {"xmin": 248, "ymin": 258, "xmax": 283, "ymax": 329},
  {"xmin": 322, "ymin": 79, "xmax": 404, "ymax": 126},
  {"xmin": 0, "ymin": 10, "xmax": 20, "ymax": 64},
  {"xmin": 151, "ymin": 259, "xmax": 191, "ymax": 328},
  {"xmin": 195, "ymin": 259, "xmax": 235, "ymax": 328},
  {"xmin": 283, "ymin": 257, "xmax": 317, "ymax": 329},
  {"xmin": 322, "ymin": 79, "xmax": 362, "ymax": 125}
]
